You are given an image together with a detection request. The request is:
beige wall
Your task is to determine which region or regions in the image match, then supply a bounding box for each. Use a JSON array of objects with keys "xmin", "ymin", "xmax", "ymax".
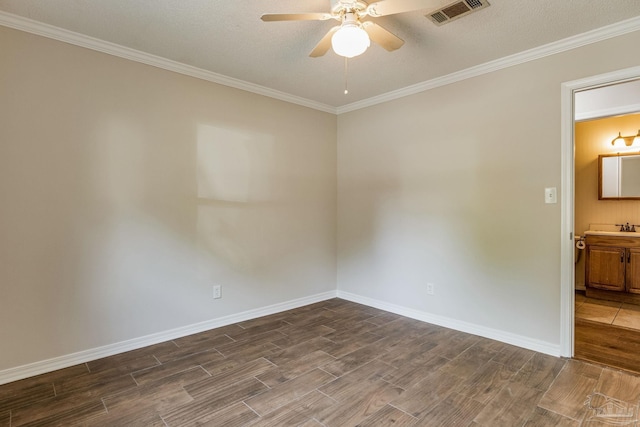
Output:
[
  {"xmin": 0, "ymin": 27, "xmax": 337, "ymax": 372},
  {"xmin": 337, "ymin": 30, "xmax": 640, "ymax": 348},
  {"xmin": 574, "ymin": 114, "xmax": 640, "ymax": 288}
]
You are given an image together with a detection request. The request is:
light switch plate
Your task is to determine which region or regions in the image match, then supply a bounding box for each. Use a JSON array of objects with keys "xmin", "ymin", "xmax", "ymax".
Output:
[{"xmin": 545, "ymin": 187, "xmax": 557, "ymax": 204}]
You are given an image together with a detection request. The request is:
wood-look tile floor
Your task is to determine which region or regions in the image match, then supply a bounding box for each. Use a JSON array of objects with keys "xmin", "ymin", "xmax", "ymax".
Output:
[{"xmin": 3, "ymin": 298, "xmax": 640, "ymax": 426}]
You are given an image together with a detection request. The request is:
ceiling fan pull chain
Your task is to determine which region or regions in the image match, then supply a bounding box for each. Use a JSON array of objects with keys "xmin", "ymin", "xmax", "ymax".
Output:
[{"xmin": 344, "ymin": 57, "xmax": 349, "ymax": 95}]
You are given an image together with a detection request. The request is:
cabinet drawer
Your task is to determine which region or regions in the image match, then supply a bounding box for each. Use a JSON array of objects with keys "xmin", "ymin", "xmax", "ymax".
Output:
[{"xmin": 587, "ymin": 245, "xmax": 626, "ymax": 291}]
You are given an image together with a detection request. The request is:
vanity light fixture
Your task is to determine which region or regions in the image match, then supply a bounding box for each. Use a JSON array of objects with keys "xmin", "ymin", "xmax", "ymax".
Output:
[{"xmin": 611, "ymin": 130, "xmax": 640, "ymax": 147}]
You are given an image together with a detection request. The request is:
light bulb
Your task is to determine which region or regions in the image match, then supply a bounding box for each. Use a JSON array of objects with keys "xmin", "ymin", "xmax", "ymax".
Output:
[{"xmin": 331, "ymin": 24, "xmax": 370, "ymax": 58}]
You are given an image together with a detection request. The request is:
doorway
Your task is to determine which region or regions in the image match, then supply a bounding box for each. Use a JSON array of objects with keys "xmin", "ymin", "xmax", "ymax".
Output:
[{"xmin": 560, "ymin": 66, "xmax": 640, "ymax": 368}]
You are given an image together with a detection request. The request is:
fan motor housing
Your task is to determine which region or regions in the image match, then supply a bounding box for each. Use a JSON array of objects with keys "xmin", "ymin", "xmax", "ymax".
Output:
[{"xmin": 331, "ymin": 0, "xmax": 369, "ymax": 15}]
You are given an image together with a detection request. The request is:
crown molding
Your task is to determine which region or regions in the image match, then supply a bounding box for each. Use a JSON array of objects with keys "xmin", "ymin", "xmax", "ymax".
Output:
[
  {"xmin": 0, "ymin": 11, "xmax": 338, "ymax": 115},
  {"xmin": 2, "ymin": 11, "xmax": 640, "ymax": 116},
  {"xmin": 336, "ymin": 15, "xmax": 640, "ymax": 114}
]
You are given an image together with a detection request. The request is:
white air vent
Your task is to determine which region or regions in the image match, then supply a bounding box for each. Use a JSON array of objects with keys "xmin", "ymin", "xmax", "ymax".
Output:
[{"xmin": 426, "ymin": 0, "xmax": 490, "ymax": 26}]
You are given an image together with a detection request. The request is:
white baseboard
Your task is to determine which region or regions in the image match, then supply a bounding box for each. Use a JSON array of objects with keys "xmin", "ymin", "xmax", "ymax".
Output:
[
  {"xmin": 337, "ymin": 290, "xmax": 561, "ymax": 357},
  {"xmin": 0, "ymin": 288, "xmax": 562, "ymax": 385},
  {"xmin": 0, "ymin": 290, "xmax": 338, "ymax": 386}
]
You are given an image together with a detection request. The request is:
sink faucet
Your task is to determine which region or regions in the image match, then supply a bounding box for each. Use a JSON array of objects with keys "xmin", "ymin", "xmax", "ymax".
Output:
[{"xmin": 616, "ymin": 223, "xmax": 638, "ymax": 232}]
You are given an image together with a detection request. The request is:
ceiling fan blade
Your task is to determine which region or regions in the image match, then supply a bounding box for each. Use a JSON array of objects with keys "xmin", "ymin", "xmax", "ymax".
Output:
[
  {"xmin": 366, "ymin": 0, "xmax": 451, "ymax": 17},
  {"xmin": 361, "ymin": 21, "xmax": 404, "ymax": 51},
  {"xmin": 261, "ymin": 13, "xmax": 333, "ymax": 22},
  {"xmin": 309, "ymin": 26, "xmax": 340, "ymax": 57}
]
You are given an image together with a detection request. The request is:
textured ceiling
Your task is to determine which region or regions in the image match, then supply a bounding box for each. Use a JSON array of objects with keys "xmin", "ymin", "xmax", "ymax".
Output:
[{"xmin": 2, "ymin": 0, "xmax": 640, "ymax": 109}]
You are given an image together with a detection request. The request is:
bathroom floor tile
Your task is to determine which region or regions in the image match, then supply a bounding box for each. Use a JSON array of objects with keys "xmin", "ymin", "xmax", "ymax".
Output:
[
  {"xmin": 575, "ymin": 299, "xmax": 621, "ymax": 324},
  {"xmin": 574, "ymin": 293, "xmax": 586, "ymax": 310},
  {"xmin": 612, "ymin": 303, "xmax": 640, "ymax": 330},
  {"xmin": 582, "ymin": 298, "xmax": 621, "ymax": 308}
]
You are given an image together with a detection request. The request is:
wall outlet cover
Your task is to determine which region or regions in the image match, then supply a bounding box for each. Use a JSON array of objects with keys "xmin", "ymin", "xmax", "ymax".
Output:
[
  {"xmin": 213, "ymin": 285, "xmax": 222, "ymax": 299},
  {"xmin": 426, "ymin": 283, "xmax": 435, "ymax": 295},
  {"xmin": 545, "ymin": 187, "xmax": 557, "ymax": 204}
]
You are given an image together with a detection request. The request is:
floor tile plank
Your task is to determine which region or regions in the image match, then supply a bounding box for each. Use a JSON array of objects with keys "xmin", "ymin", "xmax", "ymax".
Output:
[
  {"xmin": 391, "ymin": 370, "xmax": 464, "ymax": 418},
  {"xmin": 537, "ymin": 361, "xmax": 600, "ymax": 421},
  {"xmin": 246, "ymin": 390, "xmax": 336, "ymax": 427},
  {"xmin": 274, "ymin": 324, "xmax": 335, "ymax": 343},
  {"xmin": 322, "ymin": 342, "xmax": 386, "ymax": 377},
  {"xmin": 89, "ymin": 407, "xmax": 168, "ymax": 426},
  {"xmin": 596, "ymin": 367, "xmax": 640, "ymax": 401},
  {"xmin": 265, "ymin": 337, "xmax": 333, "ymax": 366},
  {"xmin": 523, "ymin": 406, "xmax": 579, "ymax": 427},
  {"xmin": 53, "ymin": 368, "xmax": 138, "ymax": 399},
  {"xmin": 0, "ymin": 411, "xmax": 9, "ymax": 427},
  {"xmin": 86, "ymin": 342, "xmax": 175, "ymax": 373},
  {"xmin": 427, "ymin": 332, "xmax": 481, "ymax": 360},
  {"xmin": 185, "ymin": 357, "xmax": 275, "ymax": 399},
  {"xmin": 131, "ymin": 349, "xmax": 224, "ymax": 385},
  {"xmin": 103, "ymin": 367, "xmax": 208, "ymax": 414},
  {"xmin": 319, "ymin": 359, "xmax": 396, "ymax": 401},
  {"xmin": 156, "ymin": 334, "xmax": 231, "ymax": 363},
  {"xmin": 0, "ymin": 382, "xmax": 55, "ymax": 413},
  {"xmin": 245, "ymin": 368, "xmax": 335, "ymax": 416},
  {"xmin": 455, "ymin": 360, "xmax": 516, "ymax": 404},
  {"xmin": 257, "ymin": 350, "xmax": 336, "ymax": 387},
  {"xmin": 214, "ymin": 330, "xmax": 286, "ymax": 357},
  {"xmin": 490, "ymin": 344, "xmax": 535, "ymax": 371},
  {"xmin": 184, "ymin": 402, "xmax": 259, "ymax": 427},
  {"xmin": 162, "ymin": 377, "xmax": 268, "ymax": 426},
  {"xmin": 356, "ymin": 404, "xmax": 417, "ymax": 426},
  {"xmin": 439, "ymin": 345, "xmax": 497, "ymax": 379},
  {"xmin": 418, "ymin": 392, "xmax": 484, "ymax": 426},
  {"xmin": 381, "ymin": 354, "xmax": 449, "ymax": 389},
  {"xmin": 11, "ymin": 397, "xmax": 106, "ymax": 427},
  {"xmin": 472, "ymin": 381, "xmax": 544, "ymax": 426},
  {"xmin": 512, "ymin": 353, "xmax": 567, "ymax": 391},
  {"xmin": 317, "ymin": 380, "xmax": 405, "ymax": 427}
]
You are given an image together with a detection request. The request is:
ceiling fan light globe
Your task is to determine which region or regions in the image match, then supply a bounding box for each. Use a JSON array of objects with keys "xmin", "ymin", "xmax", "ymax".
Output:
[{"xmin": 331, "ymin": 24, "xmax": 370, "ymax": 58}]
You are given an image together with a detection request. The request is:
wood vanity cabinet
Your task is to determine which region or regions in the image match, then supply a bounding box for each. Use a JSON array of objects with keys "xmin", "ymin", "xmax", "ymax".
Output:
[
  {"xmin": 585, "ymin": 235, "xmax": 640, "ymax": 301},
  {"xmin": 629, "ymin": 248, "xmax": 640, "ymax": 293}
]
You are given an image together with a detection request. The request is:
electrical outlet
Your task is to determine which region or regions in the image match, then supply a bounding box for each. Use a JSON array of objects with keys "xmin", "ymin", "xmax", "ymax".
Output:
[
  {"xmin": 213, "ymin": 285, "xmax": 222, "ymax": 299},
  {"xmin": 426, "ymin": 283, "xmax": 435, "ymax": 295}
]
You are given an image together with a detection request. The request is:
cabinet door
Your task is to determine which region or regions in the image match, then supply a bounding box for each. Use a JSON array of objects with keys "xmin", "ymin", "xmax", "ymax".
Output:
[
  {"xmin": 627, "ymin": 248, "xmax": 640, "ymax": 294},
  {"xmin": 587, "ymin": 245, "xmax": 626, "ymax": 291}
]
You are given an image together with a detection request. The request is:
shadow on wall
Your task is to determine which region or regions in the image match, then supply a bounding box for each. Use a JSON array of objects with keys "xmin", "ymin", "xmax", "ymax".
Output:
[
  {"xmin": 337, "ymin": 130, "xmax": 552, "ymax": 319},
  {"xmin": 195, "ymin": 123, "xmax": 326, "ymax": 303},
  {"xmin": 196, "ymin": 124, "xmax": 279, "ymax": 277},
  {"xmin": 76, "ymin": 120, "xmax": 322, "ymax": 339},
  {"xmin": 74, "ymin": 115, "xmax": 203, "ymax": 338}
]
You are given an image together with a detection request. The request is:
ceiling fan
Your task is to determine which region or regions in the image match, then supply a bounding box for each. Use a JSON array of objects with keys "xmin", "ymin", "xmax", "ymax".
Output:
[{"xmin": 261, "ymin": 0, "xmax": 451, "ymax": 58}]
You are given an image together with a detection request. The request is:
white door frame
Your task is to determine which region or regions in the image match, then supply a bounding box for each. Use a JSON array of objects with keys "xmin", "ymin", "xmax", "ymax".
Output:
[{"xmin": 560, "ymin": 65, "xmax": 640, "ymax": 357}]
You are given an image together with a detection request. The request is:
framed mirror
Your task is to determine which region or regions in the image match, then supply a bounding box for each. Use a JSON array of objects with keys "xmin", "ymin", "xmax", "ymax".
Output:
[{"xmin": 599, "ymin": 152, "xmax": 640, "ymax": 199}]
